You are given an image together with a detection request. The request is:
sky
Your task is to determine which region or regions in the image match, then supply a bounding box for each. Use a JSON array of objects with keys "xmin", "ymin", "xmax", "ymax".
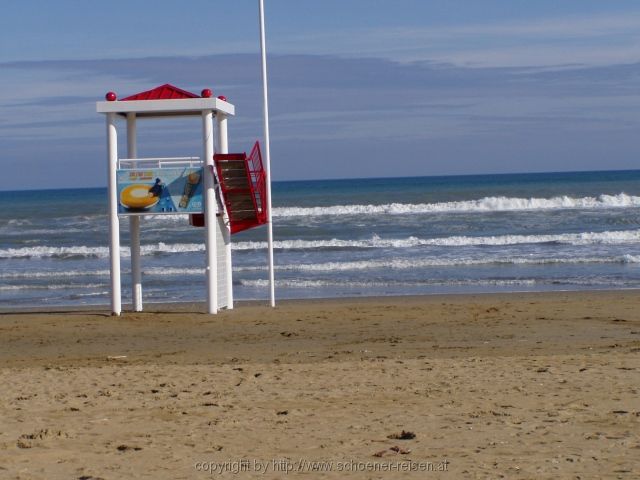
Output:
[{"xmin": 1, "ymin": 0, "xmax": 640, "ymax": 190}]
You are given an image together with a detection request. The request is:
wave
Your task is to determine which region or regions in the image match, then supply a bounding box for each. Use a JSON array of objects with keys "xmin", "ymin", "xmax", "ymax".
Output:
[
  {"xmin": 3, "ymin": 228, "xmax": 640, "ymax": 260},
  {"xmin": 0, "ymin": 269, "xmax": 110, "ymax": 279},
  {"xmin": 6, "ymin": 228, "xmax": 637, "ymax": 260},
  {"xmin": 4, "ymin": 253, "xmax": 638, "ymax": 281},
  {"xmin": 237, "ymin": 254, "xmax": 640, "ymax": 272},
  {"xmin": 272, "ymin": 193, "xmax": 640, "ymax": 218},
  {"xmin": 233, "ymin": 229, "xmax": 640, "ymax": 250},
  {"xmin": 142, "ymin": 267, "xmax": 204, "ymax": 276},
  {"xmin": 0, "ymin": 267, "xmax": 205, "ymax": 280},
  {"xmin": 4, "ymin": 253, "xmax": 637, "ymax": 283},
  {"xmin": 0, "ymin": 245, "xmax": 111, "ymax": 259},
  {"xmin": 0, "ymin": 228, "xmax": 89, "ymax": 237},
  {"xmin": 0, "ymin": 243, "xmax": 204, "ymax": 259},
  {"xmin": 5, "ymin": 219, "xmax": 32, "ymax": 226},
  {"xmin": 0, "ymin": 283, "xmax": 105, "ymax": 291},
  {"xmin": 239, "ymin": 278, "xmax": 539, "ymax": 288},
  {"xmin": 68, "ymin": 291, "xmax": 110, "ymax": 299},
  {"xmin": 238, "ymin": 277, "xmax": 639, "ymax": 289}
]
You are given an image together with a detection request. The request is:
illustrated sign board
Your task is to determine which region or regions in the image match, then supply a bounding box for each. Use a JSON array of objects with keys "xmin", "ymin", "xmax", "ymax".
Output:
[{"xmin": 117, "ymin": 167, "xmax": 204, "ymax": 215}]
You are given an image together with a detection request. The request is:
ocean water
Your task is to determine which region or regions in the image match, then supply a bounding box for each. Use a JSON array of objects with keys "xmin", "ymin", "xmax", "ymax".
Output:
[{"xmin": 2, "ymin": 170, "xmax": 640, "ymax": 308}]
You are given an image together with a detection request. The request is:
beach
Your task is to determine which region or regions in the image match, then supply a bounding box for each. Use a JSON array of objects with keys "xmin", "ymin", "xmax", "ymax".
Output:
[
  {"xmin": 1, "ymin": 291, "xmax": 638, "ymax": 479},
  {"xmin": 4, "ymin": 2, "xmax": 640, "ymax": 478}
]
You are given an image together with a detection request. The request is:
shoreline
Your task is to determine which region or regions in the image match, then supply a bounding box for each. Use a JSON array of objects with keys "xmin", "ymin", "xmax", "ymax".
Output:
[
  {"xmin": 1, "ymin": 289, "xmax": 638, "ymax": 478},
  {"xmin": 3, "ymin": 286, "xmax": 640, "ymax": 315}
]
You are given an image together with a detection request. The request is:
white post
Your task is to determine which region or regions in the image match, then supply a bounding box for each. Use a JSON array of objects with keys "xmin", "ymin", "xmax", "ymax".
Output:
[
  {"xmin": 127, "ymin": 113, "xmax": 142, "ymax": 312},
  {"xmin": 203, "ymin": 110, "xmax": 217, "ymax": 314},
  {"xmin": 107, "ymin": 112, "xmax": 121, "ymax": 315},
  {"xmin": 216, "ymin": 113, "xmax": 233, "ymax": 309},
  {"xmin": 259, "ymin": 0, "xmax": 276, "ymax": 307}
]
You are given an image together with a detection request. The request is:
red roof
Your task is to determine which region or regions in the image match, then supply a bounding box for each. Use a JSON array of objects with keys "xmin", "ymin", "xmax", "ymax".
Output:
[{"xmin": 121, "ymin": 84, "xmax": 199, "ymax": 101}]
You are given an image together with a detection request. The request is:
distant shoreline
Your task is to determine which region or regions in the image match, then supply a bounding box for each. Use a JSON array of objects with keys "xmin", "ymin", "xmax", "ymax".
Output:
[{"xmin": 2, "ymin": 287, "xmax": 639, "ymax": 315}]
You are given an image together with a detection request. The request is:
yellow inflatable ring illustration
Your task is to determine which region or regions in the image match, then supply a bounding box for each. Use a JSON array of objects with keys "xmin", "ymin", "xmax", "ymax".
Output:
[{"xmin": 120, "ymin": 184, "xmax": 159, "ymax": 209}]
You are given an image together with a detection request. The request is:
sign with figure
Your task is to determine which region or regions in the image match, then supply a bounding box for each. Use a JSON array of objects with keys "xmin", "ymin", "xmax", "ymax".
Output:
[{"xmin": 116, "ymin": 167, "xmax": 204, "ymax": 215}]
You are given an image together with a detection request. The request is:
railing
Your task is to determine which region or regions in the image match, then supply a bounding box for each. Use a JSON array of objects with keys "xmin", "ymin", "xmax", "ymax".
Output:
[
  {"xmin": 118, "ymin": 157, "xmax": 202, "ymax": 169},
  {"xmin": 246, "ymin": 142, "xmax": 267, "ymax": 224}
]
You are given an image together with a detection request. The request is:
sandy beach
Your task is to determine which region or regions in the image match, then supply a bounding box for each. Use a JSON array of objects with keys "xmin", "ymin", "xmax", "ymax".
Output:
[{"xmin": 1, "ymin": 291, "xmax": 639, "ymax": 479}]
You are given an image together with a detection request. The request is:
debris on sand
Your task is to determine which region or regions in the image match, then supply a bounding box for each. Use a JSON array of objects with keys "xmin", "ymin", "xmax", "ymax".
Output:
[
  {"xmin": 387, "ymin": 430, "xmax": 416, "ymax": 440},
  {"xmin": 117, "ymin": 444, "xmax": 142, "ymax": 452}
]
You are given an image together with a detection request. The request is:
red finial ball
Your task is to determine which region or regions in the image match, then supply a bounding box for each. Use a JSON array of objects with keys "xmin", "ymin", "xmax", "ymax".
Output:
[
  {"xmin": 201, "ymin": 88, "xmax": 213, "ymax": 98},
  {"xmin": 105, "ymin": 91, "xmax": 117, "ymax": 101},
  {"xmin": 217, "ymin": 95, "xmax": 227, "ymax": 102}
]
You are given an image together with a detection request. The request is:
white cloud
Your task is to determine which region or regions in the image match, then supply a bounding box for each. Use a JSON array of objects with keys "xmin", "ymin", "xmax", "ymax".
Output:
[{"xmin": 269, "ymin": 12, "xmax": 640, "ymax": 68}]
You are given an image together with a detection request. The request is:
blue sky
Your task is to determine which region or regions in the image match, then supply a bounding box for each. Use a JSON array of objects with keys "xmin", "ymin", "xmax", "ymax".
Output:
[{"xmin": 1, "ymin": 0, "xmax": 640, "ymax": 189}]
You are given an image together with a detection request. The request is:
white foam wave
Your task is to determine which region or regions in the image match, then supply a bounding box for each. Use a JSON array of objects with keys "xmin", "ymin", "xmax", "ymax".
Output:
[
  {"xmin": 0, "ymin": 228, "xmax": 88, "ymax": 237},
  {"xmin": 272, "ymin": 193, "xmax": 640, "ymax": 218},
  {"xmin": 0, "ymin": 267, "xmax": 203, "ymax": 280},
  {"xmin": 0, "ymin": 269, "xmax": 110, "ymax": 279},
  {"xmin": 143, "ymin": 267, "xmax": 204, "ymax": 276},
  {"xmin": 233, "ymin": 229, "xmax": 640, "ymax": 250},
  {"xmin": 0, "ymin": 283, "xmax": 105, "ymax": 291},
  {"xmin": 3, "ymin": 228, "xmax": 640, "ymax": 260},
  {"xmin": 237, "ymin": 254, "xmax": 640, "ymax": 272},
  {"xmin": 141, "ymin": 243, "xmax": 204, "ymax": 255},
  {"xmin": 5, "ymin": 219, "xmax": 32, "ymax": 226},
  {"xmin": 240, "ymin": 278, "xmax": 539, "ymax": 288},
  {"xmin": 69, "ymin": 291, "xmax": 110, "ymax": 298},
  {"xmin": 0, "ymin": 245, "xmax": 110, "ymax": 259},
  {"xmin": 0, "ymin": 242, "xmax": 204, "ymax": 259}
]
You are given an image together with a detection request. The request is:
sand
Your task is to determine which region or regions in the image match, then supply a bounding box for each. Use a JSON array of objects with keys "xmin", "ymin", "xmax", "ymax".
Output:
[{"xmin": 0, "ymin": 291, "xmax": 639, "ymax": 479}]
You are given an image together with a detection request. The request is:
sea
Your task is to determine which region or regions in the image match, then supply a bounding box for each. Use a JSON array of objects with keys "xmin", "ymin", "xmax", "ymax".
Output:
[{"xmin": 2, "ymin": 170, "xmax": 640, "ymax": 309}]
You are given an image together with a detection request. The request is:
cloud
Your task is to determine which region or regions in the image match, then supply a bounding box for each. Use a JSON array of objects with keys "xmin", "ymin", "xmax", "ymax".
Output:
[
  {"xmin": 1, "ymin": 52, "xmax": 640, "ymax": 189},
  {"xmin": 268, "ymin": 12, "xmax": 640, "ymax": 68}
]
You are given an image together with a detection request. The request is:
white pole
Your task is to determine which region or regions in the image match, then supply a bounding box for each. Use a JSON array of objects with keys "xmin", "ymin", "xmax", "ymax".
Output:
[
  {"xmin": 127, "ymin": 113, "xmax": 143, "ymax": 312},
  {"xmin": 259, "ymin": 0, "xmax": 276, "ymax": 307},
  {"xmin": 106, "ymin": 112, "xmax": 121, "ymax": 315},
  {"xmin": 216, "ymin": 113, "xmax": 233, "ymax": 309},
  {"xmin": 203, "ymin": 109, "xmax": 218, "ymax": 314}
]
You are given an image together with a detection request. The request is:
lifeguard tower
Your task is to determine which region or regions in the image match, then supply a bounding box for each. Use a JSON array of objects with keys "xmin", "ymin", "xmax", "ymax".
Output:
[{"xmin": 97, "ymin": 84, "xmax": 268, "ymax": 315}]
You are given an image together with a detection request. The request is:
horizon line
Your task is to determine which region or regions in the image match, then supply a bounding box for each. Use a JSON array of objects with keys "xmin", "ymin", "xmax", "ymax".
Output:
[{"xmin": 1, "ymin": 167, "xmax": 639, "ymax": 194}]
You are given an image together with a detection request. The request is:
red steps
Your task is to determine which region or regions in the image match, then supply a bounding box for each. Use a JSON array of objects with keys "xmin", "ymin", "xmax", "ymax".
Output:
[{"xmin": 190, "ymin": 142, "xmax": 267, "ymax": 234}]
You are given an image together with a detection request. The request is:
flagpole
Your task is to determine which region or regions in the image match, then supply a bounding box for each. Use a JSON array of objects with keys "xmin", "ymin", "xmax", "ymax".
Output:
[{"xmin": 259, "ymin": 0, "xmax": 276, "ymax": 307}]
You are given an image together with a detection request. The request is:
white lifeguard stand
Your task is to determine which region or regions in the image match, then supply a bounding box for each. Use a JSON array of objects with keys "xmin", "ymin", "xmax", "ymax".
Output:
[{"xmin": 97, "ymin": 83, "xmax": 249, "ymax": 315}]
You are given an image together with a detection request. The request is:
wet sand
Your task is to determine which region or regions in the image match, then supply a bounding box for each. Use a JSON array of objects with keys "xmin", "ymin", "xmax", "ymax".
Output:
[{"xmin": 1, "ymin": 291, "xmax": 639, "ymax": 479}]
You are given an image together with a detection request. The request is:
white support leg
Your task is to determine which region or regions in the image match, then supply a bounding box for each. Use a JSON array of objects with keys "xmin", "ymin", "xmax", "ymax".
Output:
[
  {"xmin": 216, "ymin": 113, "xmax": 233, "ymax": 309},
  {"xmin": 107, "ymin": 112, "xmax": 121, "ymax": 315},
  {"xmin": 129, "ymin": 216, "xmax": 142, "ymax": 311},
  {"xmin": 203, "ymin": 110, "xmax": 217, "ymax": 314},
  {"xmin": 127, "ymin": 113, "xmax": 142, "ymax": 312}
]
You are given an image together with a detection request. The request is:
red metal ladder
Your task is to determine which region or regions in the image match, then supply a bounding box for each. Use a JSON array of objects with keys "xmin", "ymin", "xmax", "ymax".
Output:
[{"xmin": 190, "ymin": 142, "xmax": 267, "ymax": 234}]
